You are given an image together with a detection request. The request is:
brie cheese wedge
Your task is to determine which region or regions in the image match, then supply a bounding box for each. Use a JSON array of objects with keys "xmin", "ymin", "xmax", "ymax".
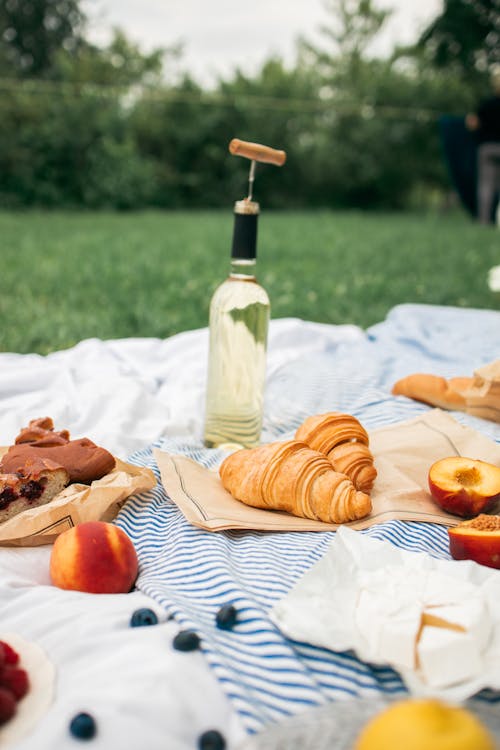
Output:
[
  {"xmin": 417, "ymin": 625, "xmax": 483, "ymax": 688},
  {"xmin": 353, "ymin": 566, "xmax": 492, "ymax": 688}
]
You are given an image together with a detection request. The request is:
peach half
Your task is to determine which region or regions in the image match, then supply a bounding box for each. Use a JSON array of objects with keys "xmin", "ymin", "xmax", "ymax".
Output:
[
  {"xmin": 50, "ymin": 521, "xmax": 138, "ymax": 594},
  {"xmin": 428, "ymin": 457, "xmax": 500, "ymax": 518},
  {"xmin": 448, "ymin": 515, "xmax": 500, "ymax": 569}
]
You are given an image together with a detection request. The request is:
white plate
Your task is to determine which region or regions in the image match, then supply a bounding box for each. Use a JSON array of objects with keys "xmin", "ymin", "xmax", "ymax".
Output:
[{"xmin": 0, "ymin": 633, "xmax": 55, "ymax": 747}]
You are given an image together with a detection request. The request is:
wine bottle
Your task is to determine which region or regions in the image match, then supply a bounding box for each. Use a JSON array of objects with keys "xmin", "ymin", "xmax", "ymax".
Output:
[{"xmin": 204, "ymin": 140, "xmax": 286, "ymax": 448}]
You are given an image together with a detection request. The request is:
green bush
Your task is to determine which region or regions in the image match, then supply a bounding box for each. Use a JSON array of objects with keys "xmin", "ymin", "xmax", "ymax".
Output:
[
  {"xmin": 0, "ymin": 85, "xmax": 158, "ymax": 208},
  {"xmin": 0, "ymin": 1, "xmax": 487, "ymax": 211}
]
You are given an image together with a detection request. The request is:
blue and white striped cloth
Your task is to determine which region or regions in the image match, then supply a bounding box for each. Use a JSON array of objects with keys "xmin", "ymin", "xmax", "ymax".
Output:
[{"xmin": 115, "ymin": 304, "xmax": 500, "ymax": 734}]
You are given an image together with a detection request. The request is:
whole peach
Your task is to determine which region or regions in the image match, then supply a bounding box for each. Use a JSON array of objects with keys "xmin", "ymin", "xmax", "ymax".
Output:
[{"xmin": 50, "ymin": 521, "xmax": 138, "ymax": 594}]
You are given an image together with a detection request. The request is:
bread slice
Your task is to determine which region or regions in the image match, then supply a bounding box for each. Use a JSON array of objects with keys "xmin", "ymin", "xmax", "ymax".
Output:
[{"xmin": 0, "ymin": 458, "xmax": 69, "ymax": 525}]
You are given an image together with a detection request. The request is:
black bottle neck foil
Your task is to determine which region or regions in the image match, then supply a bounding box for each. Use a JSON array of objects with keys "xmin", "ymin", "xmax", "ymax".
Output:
[{"xmin": 231, "ymin": 200, "xmax": 260, "ymax": 260}]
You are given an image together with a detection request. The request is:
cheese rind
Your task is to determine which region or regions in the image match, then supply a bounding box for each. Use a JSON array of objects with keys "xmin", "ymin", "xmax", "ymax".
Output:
[
  {"xmin": 417, "ymin": 626, "xmax": 483, "ymax": 688},
  {"xmin": 422, "ymin": 599, "xmax": 491, "ymax": 652},
  {"xmin": 353, "ymin": 566, "xmax": 492, "ymax": 688}
]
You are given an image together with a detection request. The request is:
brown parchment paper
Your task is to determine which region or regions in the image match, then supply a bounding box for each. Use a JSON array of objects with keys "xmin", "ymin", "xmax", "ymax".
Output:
[
  {"xmin": 0, "ymin": 453, "xmax": 156, "ymax": 547},
  {"xmin": 465, "ymin": 360, "xmax": 500, "ymax": 423},
  {"xmin": 154, "ymin": 409, "xmax": 500, "ymax": 532}
]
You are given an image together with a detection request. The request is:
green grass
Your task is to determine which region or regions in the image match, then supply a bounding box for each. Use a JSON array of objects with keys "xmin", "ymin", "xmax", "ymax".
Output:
[{"xmin": 1, "ymin": 209, "xmax": 498, "ymax": 354}]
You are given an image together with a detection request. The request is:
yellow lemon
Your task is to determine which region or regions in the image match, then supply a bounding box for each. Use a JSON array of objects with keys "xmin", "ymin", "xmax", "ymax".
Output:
[{"xmin": 354, "ymin": 698, "xmax": 496, "ymax": 750}]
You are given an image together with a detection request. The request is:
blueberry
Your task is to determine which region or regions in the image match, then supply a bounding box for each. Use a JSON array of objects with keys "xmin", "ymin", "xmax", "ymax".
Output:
[
  {"xmin": 172, "ymin": 630, "xmax": 200, "ymax": 652},
  {"xmin": 198, "ymin": 729, "xmax": 226, "ymax": 750},
  {"xmin": 215, "ymin": 603, "xmax": 238, "ymax": 630},
  {"xmin": 130, "ymin": 608, "xmax": 158, "ymax": 627},
  {"xmin": 69, "ymin": 712, "xmax": 97, "ymax": 740}
]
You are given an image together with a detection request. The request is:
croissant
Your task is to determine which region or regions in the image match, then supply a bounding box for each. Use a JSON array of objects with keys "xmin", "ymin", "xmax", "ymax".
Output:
[
  {"xmin": 295, "ymin": 413, "xmax": 377, "ymax": 493},
  {"xmin": 219, "ymin": 439, "xmax": 372, "ymax": 524}
]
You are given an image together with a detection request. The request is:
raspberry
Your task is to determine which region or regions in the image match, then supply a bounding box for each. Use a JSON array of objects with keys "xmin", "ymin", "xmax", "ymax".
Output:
[
  {"xmin": 0, "ymin": 641, "xmax": 20, "ymax": 665},
  {"xmin": 0, "ymin": 687, "xmax": 16, "ymax": 725},
  {"xmin": 0, "ymin": 666, "xmax": 29, "ymax": 700}
]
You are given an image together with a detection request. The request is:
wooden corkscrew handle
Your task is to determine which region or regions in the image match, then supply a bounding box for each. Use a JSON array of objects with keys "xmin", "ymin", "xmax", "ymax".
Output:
[{"xmin": 229, "ymin": 138, "xmax": 286, "ymax": 166}]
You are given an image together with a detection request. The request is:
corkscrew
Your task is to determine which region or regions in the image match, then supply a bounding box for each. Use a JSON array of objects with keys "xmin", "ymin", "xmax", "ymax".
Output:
[{"xmin": 229, "ymin": 138, "xmax": 286, "ymax": 201}]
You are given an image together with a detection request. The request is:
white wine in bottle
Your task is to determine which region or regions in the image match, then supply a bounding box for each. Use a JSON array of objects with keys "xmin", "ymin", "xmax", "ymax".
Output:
[
  {"xmin": 204, "ymin": 199, "xmax": 270, "ymax": 448},
  {"xmin": 204, "ymin": 139, "xmax": 286, "ymax": 449}
]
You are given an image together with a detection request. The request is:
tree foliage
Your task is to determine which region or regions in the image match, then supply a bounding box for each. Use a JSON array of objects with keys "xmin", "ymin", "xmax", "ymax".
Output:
[
  {"xmin": 51, "ymin": 28, "xmax": 167, "ymax": 87},
  {"xmin": 0, "ymin": 0, "xmax": 494, "ymax": 209},
  {"xmin": 418, "ymin": 0, "xmax": 500, "ymax": 81},
  {"xmin": 0, "ymin": 0, "xmax": 84, "ymax": 76}
]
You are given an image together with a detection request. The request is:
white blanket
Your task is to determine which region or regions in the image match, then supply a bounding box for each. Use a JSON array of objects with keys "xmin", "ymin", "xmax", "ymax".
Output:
[
  {"xmin": 0, "ymin": 304, "xmax": 498, "ymax": 749},
  {"xmin": 0, "ymin": 318, "xmax": 363, "ymax": 458}
]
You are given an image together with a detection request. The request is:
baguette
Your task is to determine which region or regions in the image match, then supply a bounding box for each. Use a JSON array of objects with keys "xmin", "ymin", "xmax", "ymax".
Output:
[{"xmin": 391, "ymin": 374, "xmax": 473, "ymax": 411}]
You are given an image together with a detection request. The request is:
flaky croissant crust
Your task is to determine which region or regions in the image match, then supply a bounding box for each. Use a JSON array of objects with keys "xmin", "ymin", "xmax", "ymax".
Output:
[
  {"xmin": 295, "ymin": 412, "xmax": 377, "ymax": 493},
  {"xmin": 220, "ymin": 439, "xmax": 372, "ymax": 524}
]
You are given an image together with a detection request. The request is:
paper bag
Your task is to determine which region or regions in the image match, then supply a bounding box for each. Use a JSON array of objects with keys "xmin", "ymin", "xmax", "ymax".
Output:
[
  {"xmin": 0, "ymin": 455, "xmax": 156, "ymax": 547},
  {"xmin": 155, "ymin": 410, "xmax": 500, "ymax": 532},
  {"xmin": 466, "ymin": 360, "xmax": 500, "ymax": 423}
]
